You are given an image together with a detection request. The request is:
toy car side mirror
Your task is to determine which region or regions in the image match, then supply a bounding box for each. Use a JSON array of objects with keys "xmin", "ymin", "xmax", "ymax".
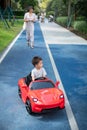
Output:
[{"xmin": 55, "ymin": 81, "xmax": 60, "ymax": 88}]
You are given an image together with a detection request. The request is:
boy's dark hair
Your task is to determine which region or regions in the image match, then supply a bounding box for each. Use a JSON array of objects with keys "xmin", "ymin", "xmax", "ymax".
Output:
[{"xmin": 32, "ymin": 56, "xmax": 42, "ymax": 66}]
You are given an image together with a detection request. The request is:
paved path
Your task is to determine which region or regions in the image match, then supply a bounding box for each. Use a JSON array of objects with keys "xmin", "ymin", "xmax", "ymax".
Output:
[
  {"xmin": 40, "ymin": 21, "xmax": 87, "ymax": 130},
  {"xmin": 41, "ymin": 21, "xmax": 87, "ymax": 45},
  {"xmin": 0, "ymin": 21, "xmax": 87, "ymax": 130},
  {"xmin": 0, "ymin": 23, "xmax": 70, "ymax": 130}
]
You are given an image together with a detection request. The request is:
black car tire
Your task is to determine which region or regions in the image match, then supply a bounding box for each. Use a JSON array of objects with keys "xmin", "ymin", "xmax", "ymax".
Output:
[
  {"xmin": 18, "ymin": 87, "xmax": 22, "ymax": 98},
  {"xmin": 25, "ymin": 99, "xmax": 32, "ymax": 114}
]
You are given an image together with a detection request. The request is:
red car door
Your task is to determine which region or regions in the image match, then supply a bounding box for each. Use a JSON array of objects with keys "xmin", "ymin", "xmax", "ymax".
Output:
[{"xmin": 21, "ymin": 86, "xmax": 29, "ymax": 103}]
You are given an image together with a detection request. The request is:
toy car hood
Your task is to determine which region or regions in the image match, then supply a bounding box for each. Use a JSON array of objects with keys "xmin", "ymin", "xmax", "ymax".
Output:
[{"xmin": 29, "ymin": 88, "xmax": 63, "ymax": 104}]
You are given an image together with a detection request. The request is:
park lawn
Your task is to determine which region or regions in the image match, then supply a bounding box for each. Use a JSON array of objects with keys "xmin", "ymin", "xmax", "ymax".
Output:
[{"xmin": 0, "ymin": 20, "xmax": 23, "ymax": 52}]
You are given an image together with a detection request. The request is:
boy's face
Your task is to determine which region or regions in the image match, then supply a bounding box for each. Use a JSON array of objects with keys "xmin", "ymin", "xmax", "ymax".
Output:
[{"xmin": 36, "ymin": 60, "xmax": 43, "ymax": 69}]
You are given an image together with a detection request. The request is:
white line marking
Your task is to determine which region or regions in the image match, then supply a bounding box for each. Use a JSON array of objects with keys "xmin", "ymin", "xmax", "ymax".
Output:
[
  {"xmin": 0, "ymin": 29, "xmax": 23, "ymax": 64},
  {"xmin": 48, "ymin": 42, "xmax": 87, "ymax": 45},
  {"xmin": 40, "ymin": 25, "xmax": 79, "ymax": 130}
]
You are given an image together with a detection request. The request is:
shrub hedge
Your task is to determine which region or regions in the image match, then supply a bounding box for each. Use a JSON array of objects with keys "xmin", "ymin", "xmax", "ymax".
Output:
[
  {"xmin": 72, "ymin": 21, "xmax": 87, "ymax": 34},
  {"xmin": 56, "ymin": 16, "xmax": 68, "ymax": 27},
  {"xmin": 56, "ymin": 16, "xmax": 87, "ymax": 34},
  {"xmin": 13, "ymin": 11, "xmax": 25, "ymax": 17},
  {"xmin": 46, "ymin": 11, "xmax": 55, "ymax": 17}
]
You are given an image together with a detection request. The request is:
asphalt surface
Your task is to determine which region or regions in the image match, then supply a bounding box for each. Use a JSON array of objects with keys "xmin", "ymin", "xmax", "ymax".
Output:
[
  {"xmin": 0, "ymin": 23, "xmax": 71, "ymax": 130},
  {"xmin": 49, "ymin": 44, "xmax": 87, "ymax": 130},
  {"xmin": 40, "ymin": 21, "xmax": 87, "ymax": 130},
  {"xmin": 0, "ymin": 21, "xmax": 87, "ymax": 130}
]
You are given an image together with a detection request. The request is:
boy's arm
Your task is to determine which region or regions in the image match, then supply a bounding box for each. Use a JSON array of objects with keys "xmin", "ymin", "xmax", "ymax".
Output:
[
  {"xmin": 42, "ymin": 68, "xmax": 47, "ymax": 77},
  {"xmin": 32, "ymin": 76, "xmax": 35, "ymax": 81},
  {"xmin": 31, "ymin": 70, "xmax": 35, "ymax": 81}
]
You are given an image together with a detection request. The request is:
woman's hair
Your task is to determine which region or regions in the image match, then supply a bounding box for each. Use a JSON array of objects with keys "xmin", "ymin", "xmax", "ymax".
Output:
[
  {"xmin": 27, "ymin": 6, "xmax": 33, "ymax": 12},
  {"xmin": 32, "ymin": 56, "xmax": 42, "ymax": 66}
]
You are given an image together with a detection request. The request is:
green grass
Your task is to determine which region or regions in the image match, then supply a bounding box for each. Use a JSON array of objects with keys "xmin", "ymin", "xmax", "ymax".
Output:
[{"xmin": 0, "ymin": 20, "xmax": 23, "ymax": 52}]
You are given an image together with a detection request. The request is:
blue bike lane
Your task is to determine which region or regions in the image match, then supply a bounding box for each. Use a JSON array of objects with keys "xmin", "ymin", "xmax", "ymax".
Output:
[
  {"xmin": 0, "ymin": 23, "xmax": 71, "ymax": 130},
  {"xmin": 49, "ymin": 44, "xmax": 87, "ymax": 130}
]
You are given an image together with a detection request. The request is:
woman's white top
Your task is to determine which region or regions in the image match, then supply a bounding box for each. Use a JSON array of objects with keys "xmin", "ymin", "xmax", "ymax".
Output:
[{"xmin": 24, "ymin": 12, "xmax": 36, "ymax": 30}]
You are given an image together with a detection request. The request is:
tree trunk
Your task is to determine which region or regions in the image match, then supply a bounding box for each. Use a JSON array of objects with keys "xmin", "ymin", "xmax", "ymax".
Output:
[
  {"xmin": 74, "ymin": 5, "xmax": 76, "ymax": 21},
  {"xmin": 68, "ymin": 0, "xmax": 71, "ymax": 18},
  {"xmin": 67, "ymin": 0, "xmax": 71, "ymax": 28}
]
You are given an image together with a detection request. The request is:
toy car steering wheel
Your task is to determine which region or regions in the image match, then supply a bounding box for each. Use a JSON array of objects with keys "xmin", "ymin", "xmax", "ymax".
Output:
[{"xmin": 35, "ymin": 77, "xmax": 46, "ymax": 80}]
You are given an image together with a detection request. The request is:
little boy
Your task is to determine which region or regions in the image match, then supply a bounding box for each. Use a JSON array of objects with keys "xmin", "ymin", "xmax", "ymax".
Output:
[
  {"xmin": 31, "ymin": 56, "xmax": 47, "ymax": 80},
  {"xmin": 26, "ymin": 56, "xmax": 47, "ymax": 85}
]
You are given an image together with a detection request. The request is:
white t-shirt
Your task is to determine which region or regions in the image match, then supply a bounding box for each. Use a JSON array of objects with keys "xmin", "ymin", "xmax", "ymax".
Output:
[
  {"xmin": 24, "ymin": 12, "xmax": 37, "ymax": 30},
  {"xmin": 31, "ymin": 67, "xmax": 47, "ymax": 79},
  {"xmin": 24, "ymin": 12, "xmax": 36, "ymax": 21}
]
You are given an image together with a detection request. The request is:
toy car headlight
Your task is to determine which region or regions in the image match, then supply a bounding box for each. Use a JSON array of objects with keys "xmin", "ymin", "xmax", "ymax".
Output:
[
  {"xmin": 60, "ymin": 94, "xmax": 64, "ymax": 99},
  {"xmin": 32, "ymin": 98, "xmax": 38, "ymax": 102}
]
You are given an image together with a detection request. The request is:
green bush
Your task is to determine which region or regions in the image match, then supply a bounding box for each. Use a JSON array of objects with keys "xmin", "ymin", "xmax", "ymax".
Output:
[
  {"xmin": 72, "ymin": 21, "xmax": 87, "ymax": 34},
  {"xmin": 15, "ymin": 16, "xmax": 24, "ymax": 19},
  {"xmin": 46, "ymin": 11, "xmax": 54, "ymax": 17},
  {"xmin": 76, "ymin": 16, "xmax": 86, "ymax": 21},
  {"xmin": 56, "ymin": 16, "xmax": 68, "ymax": 27},
  {"xmin": 13, "ymin": 11, "xmax": 25, "ymax": 17}
]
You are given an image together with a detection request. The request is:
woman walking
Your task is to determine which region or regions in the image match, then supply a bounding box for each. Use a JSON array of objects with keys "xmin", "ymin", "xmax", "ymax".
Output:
[{"xmin": 24, "ymin": 6, "xmax": 36, "ymax": 48}]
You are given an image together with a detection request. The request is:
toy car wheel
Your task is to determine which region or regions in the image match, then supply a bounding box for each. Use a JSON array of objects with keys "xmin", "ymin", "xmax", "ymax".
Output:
[
  {"xmin": 25, "ymin": 99, "xmax": 32, "ymax": 114},
  {"xmin": 18, "ymin": 87, "xmax": 22, "ymax": 98}
]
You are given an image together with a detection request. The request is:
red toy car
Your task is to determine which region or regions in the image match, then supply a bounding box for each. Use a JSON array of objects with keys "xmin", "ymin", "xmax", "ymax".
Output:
[{"xmin": 18, "ymin": 77, "xmax": 65, "ymax": 114}]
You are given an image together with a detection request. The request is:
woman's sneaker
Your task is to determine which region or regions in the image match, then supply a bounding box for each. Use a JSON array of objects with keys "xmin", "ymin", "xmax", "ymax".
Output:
[
  {"xmin": 31, "ymin": 45, "xmax": 34, "ymax": 48},
  {"xmin": 31, "ymin": 42, "xmax": 34, "ymax": 48}
]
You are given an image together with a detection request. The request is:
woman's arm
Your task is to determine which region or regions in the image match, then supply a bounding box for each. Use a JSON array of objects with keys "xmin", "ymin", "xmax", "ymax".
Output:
[
  {"xmin": 24, "ymin": 13, "xmax": 29, "ymax": 22},
  {"xmin": 31, "ymin": 14, "xmax": 37, "ymax": 22},
  {"xmin": 24, "ymin": 19, "xmax": 29, "ymax": 22}
]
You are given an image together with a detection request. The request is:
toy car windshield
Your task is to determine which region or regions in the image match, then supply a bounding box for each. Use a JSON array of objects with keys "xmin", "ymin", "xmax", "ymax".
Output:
[{"xmin": 30, "ymin": 81, "xmax": 55, "ymax": 90}]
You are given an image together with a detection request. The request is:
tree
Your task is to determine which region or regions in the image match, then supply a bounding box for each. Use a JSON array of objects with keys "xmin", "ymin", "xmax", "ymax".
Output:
[
  {"xmin": 39, "ymin": 0, "xmax": 50, "ymax": 10},
  {"xmin": 63, "ymin": 0, "xmax": 87, "ymax": 27},
  {"xmin": 46, "ymin": 0, "xmax": 67, "ymax": 18},
  {"xmin": 11, "ymin": 0, "xmax": 22, "ymax": 10},
  {"xmin": 19, "ymin": 0, "xmax": 38, "ymax": 9}
]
